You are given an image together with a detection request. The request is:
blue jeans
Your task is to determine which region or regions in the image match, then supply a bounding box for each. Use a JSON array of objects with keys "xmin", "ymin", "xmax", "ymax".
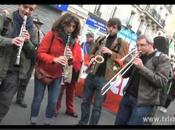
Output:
[
  {"xmin": 79, "ymin": 74, "xmax": 106, "ymax": 125},
  {"xmin": 115, "ymin": 94, "xmax": 154, "ymax": 125},
  {"xmin": 31, "ymin": 77, "xmax": 61, "ymax": 120}
]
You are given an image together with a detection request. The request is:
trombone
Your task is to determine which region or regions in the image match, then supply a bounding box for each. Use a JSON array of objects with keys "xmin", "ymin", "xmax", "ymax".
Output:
[{"xmin": 101, "ymin": 48, "xmax": 139, "ymax": 96}]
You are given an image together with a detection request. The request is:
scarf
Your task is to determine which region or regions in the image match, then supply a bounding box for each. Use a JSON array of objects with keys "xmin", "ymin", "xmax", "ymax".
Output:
[
  {"xmin": 11, "ymin": 10, "xmax": 33, "ymax": 38},
  {"xmin": 58, "ymin": 28, "xmax": 75, "ymax": 46}
]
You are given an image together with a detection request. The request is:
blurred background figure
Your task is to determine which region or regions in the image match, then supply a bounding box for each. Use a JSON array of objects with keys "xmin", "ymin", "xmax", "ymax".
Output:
[{"xmin": 81, "ymin": 32, "xmax": 95, "ymax": 55}]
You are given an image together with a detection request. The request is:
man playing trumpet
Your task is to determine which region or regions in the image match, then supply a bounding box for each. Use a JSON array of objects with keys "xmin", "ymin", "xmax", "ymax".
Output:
[
  {"xmin": 115, "ymin": 35, "xmax": 172, "ymax": 125},
  {"xmin": 78, "ymin": 17, "xmax": 129, "ymax": 125}
]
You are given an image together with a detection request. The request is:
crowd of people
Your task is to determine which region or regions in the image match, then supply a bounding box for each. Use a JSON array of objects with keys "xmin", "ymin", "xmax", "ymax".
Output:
[{"xmin": 0, "ymin": 4, "xmax": 174, "ymax": 125}]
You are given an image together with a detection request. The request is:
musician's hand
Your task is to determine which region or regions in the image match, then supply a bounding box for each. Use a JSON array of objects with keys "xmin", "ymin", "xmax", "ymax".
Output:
[
  {"xmin": 22, "ymin": 29, "xmax": 30, "ymax": 41},
  {"xmin": 132, "ymin": 57, "xmax": 144, "ymax": 69},
  {"xmin": 65, "ymin": 47, "xmax": 73, "ymax": 59},
  {"xmin": 11, "ymin": 37, "xmax": 25, "ymax": 46},
  {"xmin": 101, "ymin": 47, "xmax": 112, "ymax": 55},
  {"xmin": 53, "ymin": 56, "xmax": 68, "ymax": 66}
]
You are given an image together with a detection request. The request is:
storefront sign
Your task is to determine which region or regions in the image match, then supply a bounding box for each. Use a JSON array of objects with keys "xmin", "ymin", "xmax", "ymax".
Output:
[
  {"xmin": 51, "ymin": 4, "xmax": 68, "ymax": 11},
  {"xmin": 86, "ymin": 17, "xmax": 107, "ymax": 33}
]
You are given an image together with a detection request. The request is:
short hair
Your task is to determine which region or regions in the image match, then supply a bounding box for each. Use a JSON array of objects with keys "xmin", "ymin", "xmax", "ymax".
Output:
[
  {"xmin": 137, "ymin": 34, "xmax": 153, "ymax": 45},
  {"xmin": 86, "ymin": 32, "xmax": 94, "ymax": 37},
  {"xmin": 107, "ymin": 17, "xmax": 122, "ymax": 31}
]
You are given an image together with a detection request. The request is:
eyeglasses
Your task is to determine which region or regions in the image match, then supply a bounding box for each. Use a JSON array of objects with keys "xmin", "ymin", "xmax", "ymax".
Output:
[{"xmin": 136, "ymin": 43, "xmax": 149, "ymax": 48}]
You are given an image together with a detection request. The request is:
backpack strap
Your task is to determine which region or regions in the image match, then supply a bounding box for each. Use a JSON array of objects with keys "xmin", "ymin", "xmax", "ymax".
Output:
[
  {"xmin": 152, "ymin": 51, "xmax": 161, "ymax": 69},
  {"xmin": 0, "ymin": 15, "xmax": 11, "ymax": 36}
]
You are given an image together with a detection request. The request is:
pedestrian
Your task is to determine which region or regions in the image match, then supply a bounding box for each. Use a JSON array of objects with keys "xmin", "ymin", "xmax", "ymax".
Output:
[
  {"xmin": 81, "ymin": 32, "xmax": 95, "ymax": 55},
  {"xmin": 114, "ymin": 34, "xmax": 172, "ymax": 125},
  {"xmin": 78, "ymin": 32, "xmax": 95, "ymax": 80},
  {"xmin": 78, "ymin": 17, "xmax": 129, "ymax": 125},
  {"xmin": 32, "ymin": 15, "xmax": 45, "ymax": 44},
  {"xmin": 30, "ymin": 12, "xmax": 81, "ymax": 125},
  {"xmin": 0, "ymin": 4, "xmax": 37, "ymax": 122},
  {"xmin": 0, "ymin": 9, "xmax": 10, "ymax": 16},
  {"xmin": 15, "ymin": 15, "xmax": 44, "ymax": 108}
]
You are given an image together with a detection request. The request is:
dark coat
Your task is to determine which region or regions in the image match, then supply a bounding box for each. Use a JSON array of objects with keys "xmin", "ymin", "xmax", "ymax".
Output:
[
  {"xmin": 0, "ymin": 12, "xmax": 38, "ymax": 80},
  {"xmin": 123, "ymin": 50, "xmax": 171, "ymax": 106}
]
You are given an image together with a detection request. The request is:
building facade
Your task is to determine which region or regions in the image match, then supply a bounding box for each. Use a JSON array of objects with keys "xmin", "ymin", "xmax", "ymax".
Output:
[{"xmin": 0, "ymin": 4, "xmax": 174, "ymax": 52}]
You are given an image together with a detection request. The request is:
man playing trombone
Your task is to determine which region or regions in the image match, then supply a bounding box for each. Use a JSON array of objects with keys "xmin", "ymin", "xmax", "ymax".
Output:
[
  {"xmin": 78, "ymin": 17, "xmax": 129, "ymax": 125},
  {"xmin": 115, "ymin": 35, "xmax": 172, "ymax": 125}
]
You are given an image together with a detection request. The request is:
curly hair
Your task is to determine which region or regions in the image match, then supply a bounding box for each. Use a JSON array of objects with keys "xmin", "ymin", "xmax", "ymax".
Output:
[{"xmin": 52, "ymin": 12, "xmax": 81, "ymax": 39}]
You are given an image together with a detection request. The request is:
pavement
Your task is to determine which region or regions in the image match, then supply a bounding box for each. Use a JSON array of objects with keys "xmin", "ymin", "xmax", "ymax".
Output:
[
  {"xmin": 0, "ymin": 76, "xmax": 175, "ymax": 126},
  {"xmin": 0, "ymin": 77, "xmax": 116, "ymax": 125}
]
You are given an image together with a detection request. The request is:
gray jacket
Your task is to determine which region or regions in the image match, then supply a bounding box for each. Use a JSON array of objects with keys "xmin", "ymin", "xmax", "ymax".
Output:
[
  {"xmin": 123, "ymin": 50, "xmax": 171, "ymax": 106},
  {"xmin": 0, "ymin": 11, "xmax": 38, "ymax": 80}
]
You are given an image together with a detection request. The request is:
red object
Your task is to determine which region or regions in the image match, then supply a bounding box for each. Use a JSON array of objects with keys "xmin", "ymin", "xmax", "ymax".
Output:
[
  {"xmin": 37, "ymin": 31, "xmax": 82, "ymax": 77},
  {"xmin": 103, "ymin": 91, "xmax": 122, "ymax": 113},
  {"xmin": 75, "ymin": 78, "xmax": 123, "ymax": 113},
  {"xmin": 75, "ymin": 79, "xmax": 85, "ymax": 97},
  {"xmin": 83, "ymin": 54, "xmax": 91, "ymax": 66},
  {"xmin": 56, "ymin": 81, "xmax": 77, "ymax": 113}
]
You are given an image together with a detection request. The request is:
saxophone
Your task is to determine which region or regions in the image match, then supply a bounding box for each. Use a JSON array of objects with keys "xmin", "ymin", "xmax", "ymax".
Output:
[
  {"xmin": 61, "ymin": 33, "xmax": 73, "ymax": 85},
  {"xmin": 86, "ymin": 34, "xmax": 109, "ymax": 75},
  {"xmin": 14, "ymin": 15, "xmax": 27, "ymax": 66}
]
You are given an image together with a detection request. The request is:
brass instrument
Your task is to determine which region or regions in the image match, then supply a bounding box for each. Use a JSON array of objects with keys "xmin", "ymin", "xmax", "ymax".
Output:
[
  {"xmin": 87, "ymin": 34, "xmax": 109, "ymax": 74},
  {"xmin": 14, "ymin": 15, "xmax": 27, "ymax": 66},
  {"xmin": 101, "ymin": 48, "xmax": 139, "ymax": 95},
  {"xmin": 61, "ymin": 33, "xmax": 72, "ymax": 85}
]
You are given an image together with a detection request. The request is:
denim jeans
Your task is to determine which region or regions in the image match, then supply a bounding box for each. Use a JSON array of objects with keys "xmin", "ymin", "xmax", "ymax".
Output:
[
  {"xmin": 79, "ymin": 74, "xmax": 106, "ymax": 125},
  {"xmin": 115, "ymin": 94, "xmax": 154, "ymax": 125},
  {"xmin": 30, "ymin": 77, "xmax": 61, "ymax": 123}
]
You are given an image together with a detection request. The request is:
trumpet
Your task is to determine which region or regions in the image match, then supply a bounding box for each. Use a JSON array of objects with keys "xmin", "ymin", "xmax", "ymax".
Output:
[
  {"xmin": 101, "ymin": 48, "xmax": 139, "ymax": 95},
  {"xmin": 14, "ymin": 15, "xmax": 27, "ymax": 66}
]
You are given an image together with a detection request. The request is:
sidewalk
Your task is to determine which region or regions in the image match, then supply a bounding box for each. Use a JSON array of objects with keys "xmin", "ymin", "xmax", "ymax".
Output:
[{"xmin": 0, "ymin": 77, "xmax": 175, "ymax": 125}]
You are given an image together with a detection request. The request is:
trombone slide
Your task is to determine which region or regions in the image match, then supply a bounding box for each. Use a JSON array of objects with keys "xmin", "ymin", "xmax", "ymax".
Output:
[{"xmin": 101, "ymin": 52, "xmax": 139, "ymax": 96}]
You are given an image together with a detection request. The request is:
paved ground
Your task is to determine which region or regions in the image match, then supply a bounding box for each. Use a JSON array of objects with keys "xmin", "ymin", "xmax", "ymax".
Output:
[
  {"xmin": 0, "ymin": 76, "xmax": 175, "ymax": 126},
  {"xmin": 0, "ymin": 77, "xmax": 116, "ymax": 125}
]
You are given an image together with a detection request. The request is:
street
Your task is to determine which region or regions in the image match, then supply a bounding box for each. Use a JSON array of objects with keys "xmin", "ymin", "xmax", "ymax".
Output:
[
  {"xmin": 0, "ymin": 76, "xmax": 115, "ymax": 125},
  {"xmin": 0, "ymin": 75, "xmax": 175, "ymax": 125}
]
